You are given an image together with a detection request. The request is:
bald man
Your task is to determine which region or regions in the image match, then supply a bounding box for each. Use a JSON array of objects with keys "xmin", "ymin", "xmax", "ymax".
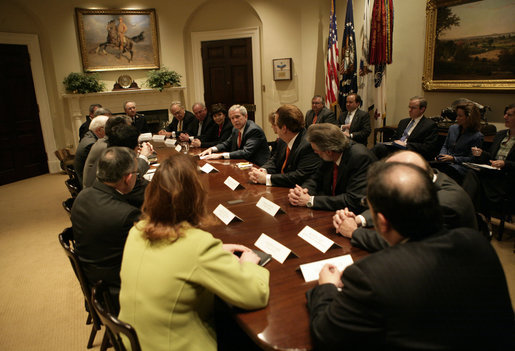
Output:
[{"xmin": 333, "ymin": 150, "xmax": 477, "ymax": 252}]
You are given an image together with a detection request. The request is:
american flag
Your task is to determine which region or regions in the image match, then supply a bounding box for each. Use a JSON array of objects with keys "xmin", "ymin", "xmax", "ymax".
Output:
[
  {"xmin": 338, "ymin": 0, "xmax": 358, "ymax": 111},
  {"xmin": 325, "ymin": 0, "xmax": 339, "ymax": 108}
]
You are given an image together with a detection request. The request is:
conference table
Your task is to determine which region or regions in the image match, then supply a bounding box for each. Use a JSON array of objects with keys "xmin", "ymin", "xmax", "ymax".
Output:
[{"xmin": 153, "ymin": 142, "xmax": 369, "ymax": 351}]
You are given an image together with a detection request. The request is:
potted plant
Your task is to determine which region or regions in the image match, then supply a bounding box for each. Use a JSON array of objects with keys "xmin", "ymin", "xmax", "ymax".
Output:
[
  {"xmin": 63, "ymin": 72, "xmax": 105, "ymax": 94},
  {"xmin": 146, "ymin": 67, "xmax": 181, "ymax": 91}
]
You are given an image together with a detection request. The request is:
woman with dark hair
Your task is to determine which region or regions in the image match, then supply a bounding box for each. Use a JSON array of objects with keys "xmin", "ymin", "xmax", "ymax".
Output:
[
  {"xmin": 435, "ymin": 103, "xmax": 483, "ymax": 183},
  {"xmin": 118, "ymin": 153, "xmax": 269, "ymax": 351},
  {"xmin": 192, "ymin": 103, "xmax": 233, "ymax": 148}
]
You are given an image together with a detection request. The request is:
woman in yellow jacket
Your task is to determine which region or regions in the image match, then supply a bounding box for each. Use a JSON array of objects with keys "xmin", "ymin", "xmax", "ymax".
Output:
[{"xmin": 118, "ymin": 153, "xmax": 269, "ymax": 351}]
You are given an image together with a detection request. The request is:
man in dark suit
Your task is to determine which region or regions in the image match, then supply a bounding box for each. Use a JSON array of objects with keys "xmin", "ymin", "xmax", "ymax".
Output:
[
  {"xmin": 199, "ymin": 104, "xmax": 270, "ymax": 166},
  {"xmin": 71, "ymin": 146, "xmax": 141, "ymax": 292},
  {"xmin": 124, "ymin": 101, "xmax": 149, "ymax": 133},
  {"xmin": 78, "ymin": 103, "xmax": 102, "ymax": 140},
  {"xmin": 74, "ymin": 115, "xmax": 108, "ymax": 186},
  {"xmin": 338, "ymin": 94, "xmax": 371, "ymax": 146},
  {"xmin": 305, "ymin": 95, "xmax": 337, "ymax": 126},
  {"xmin": 334, "ymin": 150, "xmax": 478, "ymax": 252},
  {"xmin": 372, "ymin": 96, "xmax": 439, "ymax": 160},
  {"xmin": 248, "ymin": 104, "xmax": 321, "ymax": 187},
  {"xmin": 181, "ymin": 102, "xmax": 215, "ymax": 143},
  {"xmin": 159, "ymin": 102, "xmax": 196, "ymax": 138},
  {"xmin": 307, "ymin": 162, "xmax": 513, "ymax": 351},
  {"xmin": 288, "ymin": 123, "xmax": 375, "ymax": 212}
]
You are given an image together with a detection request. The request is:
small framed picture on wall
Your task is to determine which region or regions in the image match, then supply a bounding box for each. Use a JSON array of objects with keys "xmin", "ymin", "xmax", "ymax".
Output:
[{"xmin": 273, "ymin": 58, "xmax": 292, "ymax": 81}]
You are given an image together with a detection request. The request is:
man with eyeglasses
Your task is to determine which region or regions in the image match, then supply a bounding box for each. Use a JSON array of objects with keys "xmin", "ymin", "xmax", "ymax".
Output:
[
  {"xmin": 305, "ymin": 95, "xmax": 337, "ymax": 126},
  {"xmin": 159, "ymin": 102, "xmax": 196, "ymax": 139},
  {"xmin": 71, "ymin": 146, "xmax": 141, "ymax": 306}
]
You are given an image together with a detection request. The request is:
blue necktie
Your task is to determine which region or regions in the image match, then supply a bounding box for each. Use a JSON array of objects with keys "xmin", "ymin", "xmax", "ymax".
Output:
[{"xmin": 400, "ymin": 119, "xmax": 415, "ymax": 142}]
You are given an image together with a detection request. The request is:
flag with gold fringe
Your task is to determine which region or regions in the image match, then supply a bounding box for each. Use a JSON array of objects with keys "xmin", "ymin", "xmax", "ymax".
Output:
[
  {"xmin": 338, "ymin": 0, "xmax": 358, "ymax": 111},
  {"xmin": 325, "ymin": 0, "xmax": 339, "ymax": 108}
]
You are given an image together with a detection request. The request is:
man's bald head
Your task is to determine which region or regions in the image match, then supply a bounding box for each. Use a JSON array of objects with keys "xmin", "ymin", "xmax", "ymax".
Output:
[
  {"xmin": 386, "ymin": 150, "xmax": 433, "ymax": 179},
  {"xmin": 367, "ymin": 162, "xmax": 443, "ymax": 240}
]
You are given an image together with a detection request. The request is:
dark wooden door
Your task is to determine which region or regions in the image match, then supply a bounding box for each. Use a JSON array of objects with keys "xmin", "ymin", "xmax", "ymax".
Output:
[
  {"xmin": 201, "ymin": 38, "xmax": 255, "ymax": 120},
  {"xmin": 0, "ymin": 44, "xmax": 48, "ymax": 185}
]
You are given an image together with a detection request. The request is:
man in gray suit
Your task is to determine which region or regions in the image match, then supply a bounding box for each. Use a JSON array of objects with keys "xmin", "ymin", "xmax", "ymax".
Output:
[
  {"xmin": 74, "ymin": 115, "xmax": 108, "ymax": 185},
  {"xmin": 305, "ymin": 95, "xmax": 337, "ymax": 126},
  {"xmin": 338, "ymin": 94, "xmax": 371, "ymax": 146}
]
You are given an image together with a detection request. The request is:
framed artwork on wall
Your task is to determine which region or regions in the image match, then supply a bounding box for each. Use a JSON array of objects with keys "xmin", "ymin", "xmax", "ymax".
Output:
[
  {"xmin": 423, "ymin": 0, "xmax": 515, "ymax": 91},
  {"xmin": 75, "ymin": 8, "xmax": 160, "ymax": 72},
  {"xmin": 273, "ymin": 58, "xmax": 292, "ymax": 81}
]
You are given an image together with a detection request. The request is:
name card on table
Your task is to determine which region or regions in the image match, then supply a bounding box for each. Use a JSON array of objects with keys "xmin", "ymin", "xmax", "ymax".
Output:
[
  {"xmin": 175, "ymin": 144, "xmax": 182, "ymax": 152},
  {"xmin": 256, "ymin": 197, "xmax": 285, "ymax": 216},
  {"xmin": 299, "ymin": 254, "xmax": 354, "ymax": 282},
  {"xmin": 224, "ymin": 176, "xmax": 244, "ymax": 190},
  {"xmin": 298, "ymin": 226, "xmax": 340, "ymax": 253},
  {"xmin": 138, "ymin": 133, "xmax": 152, "ymax": 142},
  {"xmin": 152, "ymin": 134, "xmax": 166, "ymax": 142},
  {"xmin": 213, "ymin": 204, "xmax": 242, "ymax": 225},
  {"xmin": 165, "ymin": 138, "xmax": 176, "ymax": 147},
  {"xmin": 200, "ymin": 163, "xmax": 219, "ymax": 173},
  {"xmin": 254, "ymin": 233, "xmax": 297, "ymax": 264}
]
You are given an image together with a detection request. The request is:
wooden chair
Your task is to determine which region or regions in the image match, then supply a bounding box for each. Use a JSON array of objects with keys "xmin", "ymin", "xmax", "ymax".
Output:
[
  {"xmin": 92, "ymin": 281, "xmax": 142, "ymax": 351},
  {"xmin": 54, "ymin": 148, "xmax": 75, "ymax": 172},
  {"xmin": 58, "ymin": 228, "xmax": 108, "ymax": 350},
  {"xmin": 62, "ymin": 198, "xmax": 75, "ymax": 216},
  {"xmin": 373, "ymin": 126, "xmax": 396, "ymax": 145}
]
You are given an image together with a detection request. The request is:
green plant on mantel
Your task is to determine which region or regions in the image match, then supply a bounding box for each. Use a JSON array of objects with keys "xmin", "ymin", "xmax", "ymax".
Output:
[
  {"xmin": 146, "ymin": 67, "xmax": 181, "ymax": 91},
  {"xmin": 63, "ymin": 72, "xmax": 105, "ymax": 94}
]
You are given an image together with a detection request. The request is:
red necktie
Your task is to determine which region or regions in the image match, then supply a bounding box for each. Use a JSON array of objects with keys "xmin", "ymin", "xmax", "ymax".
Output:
[
  {"xmin": 218, "ymin": 125, "xmax": 222, "ymax": 137},
  {"xmin": 312, "ymin": 114, "xmax": 318, "ymax": 124},
  {"xmin": 332, "ymin": 162, "xmax": 338, "ymax": 196},
  {"xmin": 281, "ymin": 147, "xmax": 291, "ymax": 174},
  {"xmin": 237, "ymin": 131, "xmax": 242, "ymax": 148}
]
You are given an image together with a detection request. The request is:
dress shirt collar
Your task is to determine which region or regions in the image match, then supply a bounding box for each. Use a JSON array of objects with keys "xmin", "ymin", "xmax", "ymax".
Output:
[
  {"xmin": 335, "ymin": 153, "xmax": 343, "ymax": 166},
  {"xmin": 287, "ymin": 133, "xmax": 299, "ymax": 150}
]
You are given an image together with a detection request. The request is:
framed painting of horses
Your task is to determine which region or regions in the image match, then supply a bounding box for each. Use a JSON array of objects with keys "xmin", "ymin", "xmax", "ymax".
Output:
[{"xmin": 75, "ymin": 8, "xmax": 160, "ymax": 72}]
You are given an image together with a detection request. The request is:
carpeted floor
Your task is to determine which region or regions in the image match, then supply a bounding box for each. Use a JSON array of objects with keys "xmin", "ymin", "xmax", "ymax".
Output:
[{"xmin": 0, "ymin": 172, "xmax": 513, "ymax": 350}]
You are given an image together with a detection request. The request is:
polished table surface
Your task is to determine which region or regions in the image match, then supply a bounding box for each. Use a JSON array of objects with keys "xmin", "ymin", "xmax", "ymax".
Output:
[{"xmin": 153, "ymin": 143, "xmax": 368, "ymax": 351}]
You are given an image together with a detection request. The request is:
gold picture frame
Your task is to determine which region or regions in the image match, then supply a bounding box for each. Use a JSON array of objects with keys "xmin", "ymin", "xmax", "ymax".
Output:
[
  {"xmin": 75, "ymin": 8, "xmax": 160, "ymax": 72},
  {"xmin": 422, "ymin": 0, "xmax": 515, "ymax": 91}
]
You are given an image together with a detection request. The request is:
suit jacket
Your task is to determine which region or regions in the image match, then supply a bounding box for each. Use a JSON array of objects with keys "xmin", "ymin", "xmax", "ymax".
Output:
[
  {"xmin": 302, "ymin": 143, "xmax": 376, "ymax": 212},
  {"xmin": 132, "ymin": 113, "xmax": 149, "ymax": 133},
  {"xmin": 119, "ymin": 224, "xmax": 269, "ymax": 351},
  {"xmin": 261, "ymin": 129, "xmax": 322, "ymax": 187},
  {"xmin": 74, "ymin": 130, "xmax": 98, "ymax": 186},
  {"xmin": 79, "ymin": 116, "xmax": 91, "ymax": 141},
  {"xmin": 189, "ymin": 114, "xmax": 216, "ymax": 141},
  {"xmin": 71, "ymin": 181, "xmax": 141, "ymax": 288},
  {"xmin": 439, "ymin": 124, "xmax": 483, "ymax": 175},
  {"xmin": 200, "ymin": 118, "xmax": 233, "ymax": 148},
  {"xmin": 352, "ymin": 170, "xmax": 478, "ymax": 252},
  {"xmin": 214, "ymin": 120, "xmax": 270, "ymax": 166},
  {"xmin": 307, "ymin": 228, "xmax": 514, "ymax": 351},
  {"xmin": 305, "ymin": 106, "xmax": 337, "ymax": 126},
  {"xmin": 165, "ymin": 111, "xmax": 196, "ymax": 135},
  {"xmin": 338, "ymin": 108, "xmax": 371, "ymax": 146},
  {"xmin": 394, "ymin": 116, "xmax": 439, "ymax": 160},
  {"xmin": 477, "ymin": 129, "xmax": 515, "ymax": 172}
]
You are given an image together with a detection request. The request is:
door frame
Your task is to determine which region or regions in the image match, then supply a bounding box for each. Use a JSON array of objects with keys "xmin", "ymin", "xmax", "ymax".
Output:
[
  {"xmin": 191, "ymin": 27, "xmax": 263, "ymax": 126},
  {"xmin": 0, "ymin": 32, "xmax": 59, "ymax": 173}
]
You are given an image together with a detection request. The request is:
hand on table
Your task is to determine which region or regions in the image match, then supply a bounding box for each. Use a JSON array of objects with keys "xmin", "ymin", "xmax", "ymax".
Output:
[
  {"xmin": 199, "ymin": 148, "xmax": 213, "ymax": 157},
  {"xmin": 471, "ymin": 146, "xmax": 483, "ymax": 157},
  {"xmin": 436, "ymin": 154, "xmax": 454, "ymax": 162},
  {"xmin": 490, "ymin": 160, "xmax": 505, "ymax": 169},
  {"xmin": 179, "ymin": 133, "xmax": 190, "ymax": 142},
  {"xmin": 333, "ymin": 208, "xmax": 359, "ymax": 238},
  {"xmin": 318, "ymin": 264, "xmax": 343, "ymax": 288},
  {"xmin": 288, "ymin": 185, "xmax": 310, "ymax": 207},
  {"xmin": 248, "ymin": 167, "xmax": 267, "ymax": 184},
  {"xmin": 191, "ymin": 139, "xmax": 201, "ymax": 148},
  {"xmin": 139, "ymin": 142, "xmax": 154, "ymax": 157},
  {"xmin": 394, "ymin": 140, "xmax": 407, "ymax": 147}
]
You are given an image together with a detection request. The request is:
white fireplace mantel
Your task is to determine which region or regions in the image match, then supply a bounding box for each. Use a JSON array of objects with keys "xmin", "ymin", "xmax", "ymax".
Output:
[{"xmin": 63, "ymin": 87, "xmax": 186, "ymax": 148}]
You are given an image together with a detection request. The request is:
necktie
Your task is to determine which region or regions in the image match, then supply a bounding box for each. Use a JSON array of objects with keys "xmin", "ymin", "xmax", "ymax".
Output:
[
  {"xmin": 218, "ymin": 124, "xmax": 222, "ymax": 137},
  {"xmin": 312, "ymin": 113, "xmax": 318, "ymax": 124},
  {"xmin": 345, "ymin": 111, "xmax": 353, "ymax": 125},
  {"xmin": 281, "ymin": 147, "xmax": 291, "ymax": 174},
  {"xmin": 178, "ymin": 120, "xmax": 183, "ymax": 131},
  {"xmin": 332, "ymin": 162, "xmax": 338, "ymax": 196},
  {"xmin": 238, "ymin": 131, "xmax": 242, "ymax": 148},
  {"xmin": 400, "ymin": 119, "xmax": 415, "ymax": 142},
  {"xmin": 197, "ymin": 121, "xmax": 202, "ymax": 136}
]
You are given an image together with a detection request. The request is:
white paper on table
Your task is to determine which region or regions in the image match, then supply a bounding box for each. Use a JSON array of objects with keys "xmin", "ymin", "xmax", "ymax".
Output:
[
  {"xmin": 254, "ymin": 233, "xmax": 295, "ymax": 264},
  {"xmin": 143, "ymin": 173, "xmax": 154, "ymax": 181},
  {"xmin": 175, "ymin": 144, "xmax": 182, "ymax": 152},
  {"xmin": 138, "ymin": 133, "xmax": 152, "ymax": 142},
  {"xmin": 224, "ymin": 176, "xmax": 243, "ymax": 190},
  {"xmin": 164, "ymin": 139, "xmax": 176, "ymax": 147},
  {"xmin": 199, "ymin": 155, "xmax": 209, "ymax": 160},
  {"xmin": 200, "ymin": 163, "xmax": 218, "ymax": 173},
  {"xmin": 463, "ymin": 162, "xmax": 500, "ymax": 170},
  {"xmin": 152, "ymin": 134, "xmax": 166, "ymax": 142},
  {"xmin": 299, "ymin": 255, "xmax": 354, "ymax": 282},
  {"xmin": 213, "ymin": 204, "xmax": 242, "ymax": 225},
  {"xmin": 298, "ymin": 226, "xmax": 337, "ymax": 253},
  {"xmin": 256, "ymin": 197, "xmax": 284, "ymax": 216}
]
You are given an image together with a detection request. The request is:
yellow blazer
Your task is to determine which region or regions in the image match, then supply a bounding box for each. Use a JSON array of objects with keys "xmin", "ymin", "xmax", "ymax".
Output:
[{"xmin": 119, "ymin": 222, "xmax": 270, "ymax": 351}]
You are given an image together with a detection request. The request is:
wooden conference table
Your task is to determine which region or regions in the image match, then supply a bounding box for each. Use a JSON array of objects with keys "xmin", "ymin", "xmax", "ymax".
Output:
[{"xmin": 153, "ymin": 143, "xmax": 368, "ymax": 351}]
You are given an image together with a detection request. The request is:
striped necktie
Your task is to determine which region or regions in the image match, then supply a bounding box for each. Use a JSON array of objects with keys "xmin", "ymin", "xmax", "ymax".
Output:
[{"xmin": 281, "ymin": 147, "xmax": 291, "ymax": 174}]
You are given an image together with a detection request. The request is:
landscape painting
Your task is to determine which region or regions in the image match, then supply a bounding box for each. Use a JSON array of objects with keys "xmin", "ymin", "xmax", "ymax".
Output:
[{"xmin": 423, "ymin": 0, "xmax": 515, "ymax": 91}]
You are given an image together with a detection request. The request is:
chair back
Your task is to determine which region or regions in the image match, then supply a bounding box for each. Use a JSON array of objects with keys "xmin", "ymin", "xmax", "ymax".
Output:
[
  {"xmin": 58, "ymin": 228, "xmax": 101, "ymax": 330},
  {"xmin": 374, "ymin": 126, "xmax": 396, "ymax": 145},
  {"xmin": 62, "ymin": 198, "xmax": 75, "ymax": 216},
  {"xmin": 92, "ymin": 281, "xmax": 142, "ymax": 351},
  {"xmin": 65, "ymin": 178, "xmax": 81, "ymax": 198}
]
